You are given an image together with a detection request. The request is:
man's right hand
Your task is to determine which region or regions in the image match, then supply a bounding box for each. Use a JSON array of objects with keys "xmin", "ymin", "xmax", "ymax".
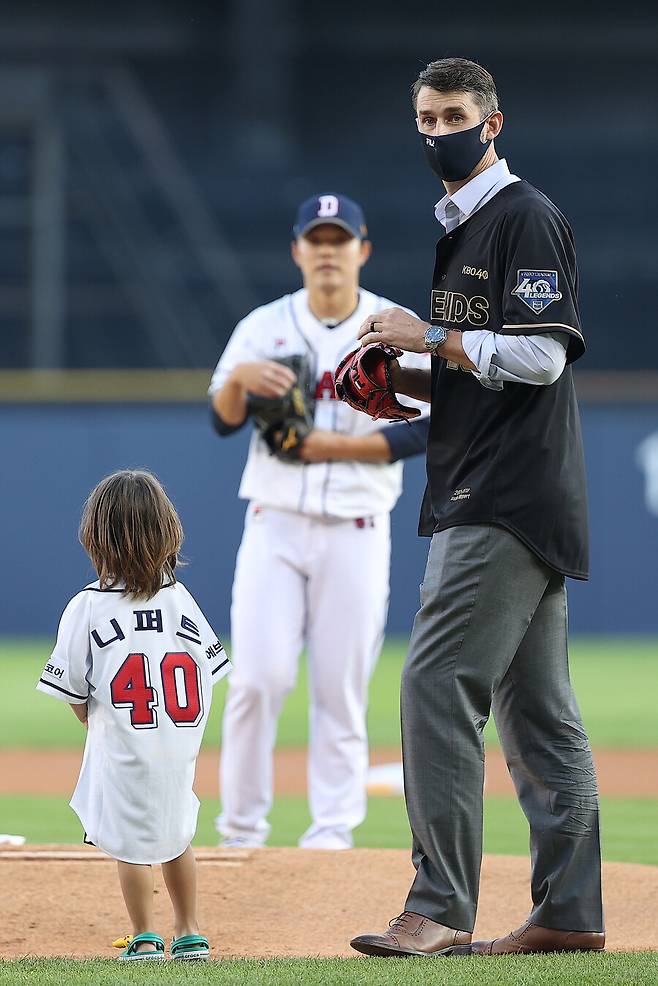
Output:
[{"xmin": 231, "ymin": 361, "xmax": 297, "ymax": 398}]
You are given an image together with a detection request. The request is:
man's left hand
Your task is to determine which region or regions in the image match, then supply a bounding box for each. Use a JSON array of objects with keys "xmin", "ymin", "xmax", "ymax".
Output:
[{"xmin": 358, "ymin": 308, "xmax": 429, "ymax": 352}]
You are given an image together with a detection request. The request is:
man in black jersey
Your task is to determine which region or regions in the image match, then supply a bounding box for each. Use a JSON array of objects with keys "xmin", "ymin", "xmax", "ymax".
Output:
[{"xmin": 349, "ymin": 58, "xmax": 604, "ymax": 957}]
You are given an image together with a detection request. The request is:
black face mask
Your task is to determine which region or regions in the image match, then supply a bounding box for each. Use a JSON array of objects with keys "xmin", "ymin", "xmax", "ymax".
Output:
[{"xmin": 420, "ymin": 116, "xmax": 493, "ymax": 182}]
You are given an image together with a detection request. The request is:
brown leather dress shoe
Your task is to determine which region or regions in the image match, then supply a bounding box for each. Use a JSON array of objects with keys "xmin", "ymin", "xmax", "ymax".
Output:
[
  {"xmin": 350, "ymin": 911, "xmax": 472, "ymax": 957},
  {"xmin": 471, "ymin": 921, "xmax": 606, "ymax": 955}
]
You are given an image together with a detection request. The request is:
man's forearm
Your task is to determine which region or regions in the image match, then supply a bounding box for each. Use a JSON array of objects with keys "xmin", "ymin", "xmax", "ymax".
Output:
[
  {"xmin": 441, "ymin": 330, "xmax": 477, "ymax": 370},
  {"xmin": 330, "ymin": 432, "xmax": 393, "ymax": 463},
  {"xmin": 212, "ymin": 377, "xmax": 248, "ymax": 427},
  {"xmin": 393, "ymin": 367, "xmax": 432, "ymax": 403},
  {"xmin": 340, "ymin": 433, "xmax": 393, "ymax": 462},
  {"xmin": 299, "ymin": 430, "xmax": 393, "ymax": 463}
]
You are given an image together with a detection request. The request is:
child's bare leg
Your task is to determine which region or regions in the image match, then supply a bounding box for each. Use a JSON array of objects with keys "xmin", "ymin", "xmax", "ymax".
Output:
[
  {"xmin": 117, "ymin": 861, "xmax": 155, "ymax": 952},
  {"xmin": 161, "ymin": 845, "xmax": 200, "ymax": 939}
]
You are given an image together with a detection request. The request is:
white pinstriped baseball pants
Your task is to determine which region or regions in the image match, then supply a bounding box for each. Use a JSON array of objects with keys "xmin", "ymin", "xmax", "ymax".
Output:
[{"xmin": 217, "ymin": 503, "xmax": 390, "ymax": 848}]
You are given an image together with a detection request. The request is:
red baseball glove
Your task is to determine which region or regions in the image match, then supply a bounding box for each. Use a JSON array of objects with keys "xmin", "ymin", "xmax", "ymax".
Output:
[{"xmin": 334, "ymin": 343, "xmax": 421, "ymax": 421}]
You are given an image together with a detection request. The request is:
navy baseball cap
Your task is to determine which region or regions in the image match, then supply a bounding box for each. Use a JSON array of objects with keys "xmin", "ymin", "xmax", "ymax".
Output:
[{"xmin": 293, "ymin": 193, "xmax": 368, "ymax": 240}]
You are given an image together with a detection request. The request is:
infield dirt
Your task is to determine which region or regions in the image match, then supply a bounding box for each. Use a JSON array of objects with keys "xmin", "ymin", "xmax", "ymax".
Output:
[
  {"xmin": 2, "ymin": 746, "xmax": 657, "ymax": 796},
  {"xmin": 0, "ymin": 846, "xmax": 656, "ymax": 958},
  {"xmin": 3, "ymin": 747, "xmax": 656, "ymax": 959}
]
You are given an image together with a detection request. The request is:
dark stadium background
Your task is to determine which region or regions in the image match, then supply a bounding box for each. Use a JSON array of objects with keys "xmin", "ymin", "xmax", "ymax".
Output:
[{"xmin": 1, "ymin": 0, "xmax": 657, "ymax": 635}]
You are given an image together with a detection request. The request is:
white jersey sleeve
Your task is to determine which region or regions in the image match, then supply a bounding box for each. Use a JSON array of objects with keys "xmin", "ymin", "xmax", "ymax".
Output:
[
  {"xmin": 179, "ymin": 585, "xmax": 230, "ymax": 685},
  {"xmin": 208, "ymin": 308, "xmax": 272, "ymax": 396},
  {"xmin": 37, "ymin": 591, "xmax": 92, "ymax": 704}
]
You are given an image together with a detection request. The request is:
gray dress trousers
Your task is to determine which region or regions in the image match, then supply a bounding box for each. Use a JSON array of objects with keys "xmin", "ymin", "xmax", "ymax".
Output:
[{"xmin": 401, "ymin": 524, "xmax": 603, "ymax": 933}]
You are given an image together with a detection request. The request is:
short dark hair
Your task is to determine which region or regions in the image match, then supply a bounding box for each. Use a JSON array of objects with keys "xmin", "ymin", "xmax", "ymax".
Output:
[
  {"xmin": 79, "ymin": 469, "xmax": 183, "ymax": 600},
  {"xmin": 411, "ymin": 58, "xmax": 498, "ymax": 117}
]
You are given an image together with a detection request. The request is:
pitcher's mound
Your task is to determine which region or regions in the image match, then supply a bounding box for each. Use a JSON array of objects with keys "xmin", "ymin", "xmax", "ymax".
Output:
[{"xmin": 1, "ymin": 846, "xmax": 655, "ymax": 957}]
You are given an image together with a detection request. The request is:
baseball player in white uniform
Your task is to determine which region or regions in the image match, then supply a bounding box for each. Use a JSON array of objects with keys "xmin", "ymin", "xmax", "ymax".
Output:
[{"xmin": 209, "ymin": 193, "xmax": 429, "ymax": 850}]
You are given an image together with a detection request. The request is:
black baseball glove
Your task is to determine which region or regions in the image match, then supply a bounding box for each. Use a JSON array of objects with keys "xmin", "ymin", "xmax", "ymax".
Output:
[{"xmin": 248, "ymin": 355, "xmax": 315, "ymax": 461}]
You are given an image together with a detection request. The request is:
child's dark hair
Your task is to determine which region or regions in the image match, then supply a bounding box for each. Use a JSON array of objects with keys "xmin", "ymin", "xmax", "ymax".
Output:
[{"xmin": 79, "ymin": 470, "xmax": 183, "ymax": 600}]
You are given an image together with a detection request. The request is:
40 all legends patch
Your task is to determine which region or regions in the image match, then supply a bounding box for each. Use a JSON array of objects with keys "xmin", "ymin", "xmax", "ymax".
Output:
[{"xmin": 511, "ymin": 269, "xmax": 562, "ymax": 313}]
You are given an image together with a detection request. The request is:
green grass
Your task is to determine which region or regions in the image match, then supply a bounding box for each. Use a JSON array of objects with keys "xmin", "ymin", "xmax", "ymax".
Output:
[
  {"xmin": 1, "ymin": 953, "xmax": 657, "ymax": 986},
  {"xmin": 2, "ymin": 793, "xmax": 656, "ymax": 865},
  {"xmin": 4, "ymin": 636, "xmax": 658, "ymax": 865},
  {"xmin": 4, "ymin": 636, "xmax": 658, "ymax": 749},
  {"xmin": 3, "ymin": 643, "xmax": 657, "ymax": 977}
]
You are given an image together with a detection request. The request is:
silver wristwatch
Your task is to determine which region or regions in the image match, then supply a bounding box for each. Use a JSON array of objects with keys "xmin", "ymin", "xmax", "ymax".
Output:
[{"xmin": 424, "ymin": 324, "xmax": 449, "ymax": 355}]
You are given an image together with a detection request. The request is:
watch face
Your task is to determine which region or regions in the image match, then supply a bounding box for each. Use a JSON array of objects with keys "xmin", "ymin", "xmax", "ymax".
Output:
[{"xmin": 426, "ymin": 325, "xmax": 447, "ymax": 348}]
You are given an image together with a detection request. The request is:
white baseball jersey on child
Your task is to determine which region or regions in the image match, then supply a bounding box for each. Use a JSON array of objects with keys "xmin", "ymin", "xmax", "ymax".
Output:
[
  {"xmin": 208, "ymin": 287, "xmax": 429, "ymax": 519},
  {"xmin": 37, "ymin": 579, "xmax": 230, "ymax": 865}
]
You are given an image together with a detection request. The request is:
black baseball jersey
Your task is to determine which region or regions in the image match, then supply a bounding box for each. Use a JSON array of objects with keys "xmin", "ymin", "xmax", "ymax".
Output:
[{"xmin": 420, "ymin": 180, "xmax": 589, "ymax": 579}]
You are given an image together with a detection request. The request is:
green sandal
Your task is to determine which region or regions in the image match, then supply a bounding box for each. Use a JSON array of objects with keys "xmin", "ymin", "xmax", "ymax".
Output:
[
  {"xmin": 119, "ymin": 932, "xmax": 166, "ymax": 961},
  {"xmin": 171, "ymin": 934, "xmax": 210, "ymax": 961}
]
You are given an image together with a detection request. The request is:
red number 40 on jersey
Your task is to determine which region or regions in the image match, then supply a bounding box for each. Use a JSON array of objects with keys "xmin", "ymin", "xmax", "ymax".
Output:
[{"xmin": 110, "ymin": 651, "xmax": 203, "ymax": 729}]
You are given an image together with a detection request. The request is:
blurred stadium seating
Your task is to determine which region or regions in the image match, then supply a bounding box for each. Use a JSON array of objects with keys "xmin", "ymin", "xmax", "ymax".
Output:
[
  {"xmin": 0, "ymin": 0, "xmax": 656, "ymax": 369},
  {"xmin": 1, "ymin": 0, "xmax": 657, "ymax": 636}
]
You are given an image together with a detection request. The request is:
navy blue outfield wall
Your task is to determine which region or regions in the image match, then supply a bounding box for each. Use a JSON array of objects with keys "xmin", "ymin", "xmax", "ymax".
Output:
[{"xmin": 2, "ymin": 402, "xmax": 658, "ymax": 638}]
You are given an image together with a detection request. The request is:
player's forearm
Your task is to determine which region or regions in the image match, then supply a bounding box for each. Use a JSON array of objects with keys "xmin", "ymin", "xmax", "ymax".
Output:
[
  {"xmin": 299, "ymin": 430, "xmax": 393, "ymax": 464},
  {"xmin": 391, "ymin": 367, "xmax": 432, "ymax": 403},
  {"xmin": 212, "ymin": 374, "xmax": 249, "ymax": 427},
  {"xmin": 328, "ymin": 432, "xmax": 393, "ymax": 463},
  {"xmin": 70, "ymin": 702, "xmax": 88, "ymax": 725}
]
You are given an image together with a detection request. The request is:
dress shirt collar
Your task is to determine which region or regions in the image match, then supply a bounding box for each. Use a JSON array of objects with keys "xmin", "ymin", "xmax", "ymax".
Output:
[{"xmin": 434, "ymin": 158, "xmax": 512, "ymax": 229}]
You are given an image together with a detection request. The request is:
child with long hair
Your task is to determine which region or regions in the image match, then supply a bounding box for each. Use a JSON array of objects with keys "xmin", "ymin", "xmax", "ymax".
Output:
[{"xmin": 37, "ymin": 470, "xmax": 230, "ymax": 961}]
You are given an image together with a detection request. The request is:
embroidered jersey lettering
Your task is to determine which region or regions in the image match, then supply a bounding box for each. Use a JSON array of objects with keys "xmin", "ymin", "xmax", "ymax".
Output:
[
  {"xmin": 431, "ymin": 289, "xmax": 490, "ymax": 326},
  {"xmin": 315, "ymin": 370, "xmax": 337, "ymax": 400}
]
